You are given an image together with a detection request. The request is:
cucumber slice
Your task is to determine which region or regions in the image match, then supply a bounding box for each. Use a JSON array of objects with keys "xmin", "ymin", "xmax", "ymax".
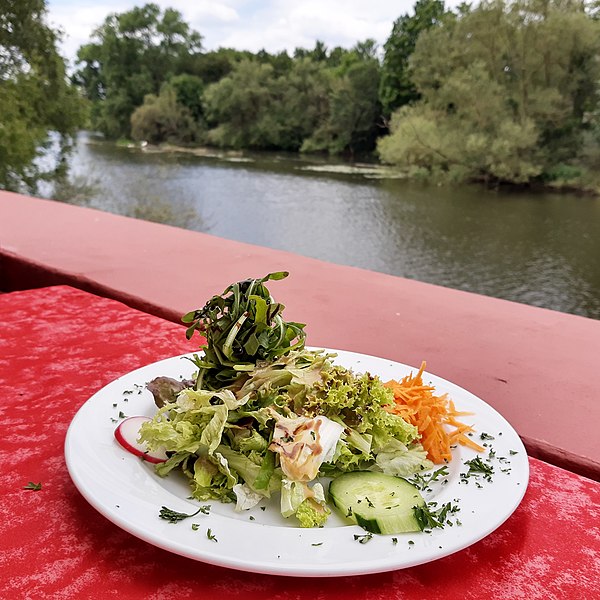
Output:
[{"xmin": 329, "ymin": 471, "xmax": 425, "ymax": 534}]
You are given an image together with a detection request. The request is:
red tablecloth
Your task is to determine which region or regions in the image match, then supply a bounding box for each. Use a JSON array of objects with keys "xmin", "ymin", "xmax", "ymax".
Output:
[{"xmin": 1, "ymin": 286, "xmax": 598, "ymax": 599}]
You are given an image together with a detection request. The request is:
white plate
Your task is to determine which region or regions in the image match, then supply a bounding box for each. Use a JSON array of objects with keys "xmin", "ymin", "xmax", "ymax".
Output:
[{"xmin": 65, "ymin": 349, "xmax": 529, "ymax": 577}]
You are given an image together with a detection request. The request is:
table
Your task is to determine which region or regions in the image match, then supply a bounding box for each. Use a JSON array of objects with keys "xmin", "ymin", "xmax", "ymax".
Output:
[{"xmin": 1, "ymin": 286, "xmax": 598, "ymax": 599}]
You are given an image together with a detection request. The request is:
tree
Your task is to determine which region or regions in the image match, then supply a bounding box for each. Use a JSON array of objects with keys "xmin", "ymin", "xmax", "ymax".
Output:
[
  {"xmin": 302, "ymin": 41, "xmax": 382, "ymax": 156},
  {"xmin": 169, "ymin": 74, "xmax": 205, "ymax": 121},
  {"xmin": 203, "ymin": 60, "xmax": 281, "ymax": 149},
  {"xmin": 73, "ymin": 3, "xmax": 202, "ymax": 138},
  {"xmin": 378, "ymin": 0, "xmax": 600, "ymax": 185},
  {"xmin": 177, "ymin": 48, "xmax": 252, "ymax": 84},
  {"xmin": 130, "ymin": 85, "xmax": 200, "ymax": 144},
  {"xmin": 274, "ymin": 58, "xmax": 332, "ymax": 150},
  {"xmin": 379, "ymin": 0, "xmax": 446, "ymax": 118},
  {"xmin": 0, "ymin": 0, "xmax": 86, "ymax": 191},
  {"xmin": 203, "ymin": 57, "xmax": 332, "ymax": 152}
]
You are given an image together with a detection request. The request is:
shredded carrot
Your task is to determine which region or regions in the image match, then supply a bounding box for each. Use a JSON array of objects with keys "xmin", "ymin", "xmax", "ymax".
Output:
[{"xmin": 383, "ymin": 362, "xmax": 484, "ymax": 463}]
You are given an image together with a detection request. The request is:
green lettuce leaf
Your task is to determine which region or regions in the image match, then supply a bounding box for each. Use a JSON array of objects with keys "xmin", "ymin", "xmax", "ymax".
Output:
[
  {"xmin": 374, "ymin": 439, "xmax": 433, "ymax": 477},
  {"xmin": 280, "ymin": 479, "xmax": 330, "ymax": 527}
]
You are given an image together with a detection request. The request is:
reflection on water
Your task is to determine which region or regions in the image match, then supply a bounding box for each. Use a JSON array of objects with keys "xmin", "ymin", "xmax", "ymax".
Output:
[{"xmin": 61, "ymin": 132, "xmax": 600, "ymax": 320}]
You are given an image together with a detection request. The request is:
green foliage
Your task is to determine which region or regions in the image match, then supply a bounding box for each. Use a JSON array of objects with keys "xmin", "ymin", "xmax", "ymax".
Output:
[
  {"xmin": 169, "ymin": 74, "xmax": 205, "ymax": 120},
  {"xmin": 203, "ymin": 60, "xmax": 282, "ymax": 149},
  {"xmin": 303, "ymin": 54, "xmax": 382, "ymax": 155},
  {"xmin": 203, "ymin": 58, "xmax": 331, "ymax": 151},
  {"xmin": 177, "ymin": 48, "xmax": 253, "ymax": 84},
  {"xmin": 74, "ymin": 3, "xmax": 202, "ymax": 138},
  {"xmin": 378, "ymin": 0, "xmax": 600, "ymax": 185},
  {"xmin": 379, "ymin": 64, "xmax": 543, "ymax": 183},
  {"xmin": 0, "ymin": 0, "xmax": 86, "ymax": 191},
  {"xmin": 202, "ymin": 41, "xmax": 382, "ymax": 156},
  {"xmin": 130, "ymin": 85, "xmax": 202, "ymax": 144},
  {"xmin": 379, "ymin": 0, "xmax": 447, "ymax": 118}
]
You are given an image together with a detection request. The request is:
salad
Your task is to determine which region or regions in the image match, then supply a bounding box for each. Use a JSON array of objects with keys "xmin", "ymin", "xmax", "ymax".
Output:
[{"xmin": 124, "ymin": 272, "xmax": 479, "ymax": 533}]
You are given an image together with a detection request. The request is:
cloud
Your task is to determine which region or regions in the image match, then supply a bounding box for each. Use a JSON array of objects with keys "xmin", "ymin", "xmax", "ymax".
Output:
[{"xmin": 47, "ymin": 0, "xmax": 460, "ymax": 63}]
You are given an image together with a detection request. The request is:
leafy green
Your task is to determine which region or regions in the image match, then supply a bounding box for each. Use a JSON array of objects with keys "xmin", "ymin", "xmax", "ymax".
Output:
[
  {"xmin": 181, "ymin": 272, "xmax": 306, "ymax": 388},
  {"xmin": 141, "ymin": 347, "xmax": 429, "ymax": 521},
  {"xmin": 140, "ymin": 274, "xmax": 433, "ymax": 529},
  {"xmin": 296, "ymin": 499, "xmax": 330, "ymax": 528},
  {"xmin": 375, "ymin": 439, "xmax": 433, "ymax": 477},
  {"xmin": 280, "ymin": 480, "xmax": 330, "ymax": 527}
]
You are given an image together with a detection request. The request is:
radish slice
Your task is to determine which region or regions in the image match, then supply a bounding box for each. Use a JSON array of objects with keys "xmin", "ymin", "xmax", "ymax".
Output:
[{"xmin": 114, "ymin": 416, "xmax": 168, "ymax": 463}]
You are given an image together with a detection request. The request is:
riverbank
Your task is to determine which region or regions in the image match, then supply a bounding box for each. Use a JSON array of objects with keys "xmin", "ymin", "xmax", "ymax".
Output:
[
  {"xmin": 110, "ymin": 137, "xmax": 600, "ymax": 195},
  {"xmin": 112, "ymin": 138, "xmax": 407, "ymax": 180}
]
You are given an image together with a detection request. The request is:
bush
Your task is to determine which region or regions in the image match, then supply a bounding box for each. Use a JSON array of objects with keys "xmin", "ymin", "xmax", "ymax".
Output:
[{"xmin": 131, "ymin": 85, "xmax": 202, "ymax": 145}]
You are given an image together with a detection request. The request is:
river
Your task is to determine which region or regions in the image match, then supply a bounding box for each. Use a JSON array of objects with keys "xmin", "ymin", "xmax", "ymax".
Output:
[{"xmin": 60, "ymin": 132, "xmax": 600, "ymax": 320}]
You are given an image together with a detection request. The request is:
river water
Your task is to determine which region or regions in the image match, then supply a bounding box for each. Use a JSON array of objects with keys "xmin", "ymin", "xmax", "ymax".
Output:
[{"xmin": 63, "ymin": 132, "xmax": 600, "ymax": 320}]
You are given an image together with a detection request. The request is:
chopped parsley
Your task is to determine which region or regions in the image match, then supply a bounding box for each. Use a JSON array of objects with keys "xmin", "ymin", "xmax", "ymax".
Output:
[
  {"xmin": 207, "ymin": 528, "xmax": 218, "ymax": 542},
  {"xmin": 353, "ymin": 532, "xmax": 373, "ymax": 544},
  {"xmin": 413, "ymin": 501, "xmax": 461, "ymax": 531},
  {"xmin": 23, "ymin": 481, "xmax": 42, "ymax": 491},
  {"xmin": 410, "ymin": 466, "xmax": 450, "ymax": 491},
  {"xmin": 158, "ymin": 504, "xmax": 211, "ymax": 523},
  {"xmin": 461, "ymin": 456, "xmax": 494, "ymax": 483}
]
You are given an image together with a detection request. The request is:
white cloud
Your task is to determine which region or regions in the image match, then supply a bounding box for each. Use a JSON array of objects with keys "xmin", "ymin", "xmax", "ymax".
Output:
[
  {"xmin": 47, "ymin": 0, "xmax": 461, "ymax": 63},
  {"xmin": 162, "ymin": 0, "xmax": 240, "ymax": 25}
]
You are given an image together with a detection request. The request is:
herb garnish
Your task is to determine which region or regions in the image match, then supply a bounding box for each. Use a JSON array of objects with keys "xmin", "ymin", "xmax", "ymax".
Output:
[
  {"xmin": 413, "ymin": 501, "xmax": 460, "ymax": 531},
  {"xmin": 207, "ymin": 528, "xmax": 218, "ymax": 542},
  {"xmin": 462, "ymin": 457, "xmax": 494, "ymax": 482},
  {"xmin": 353, "ymin": 532, "xmax": 373, "ymax": 544},
  {"xmin": 410, "ymin": 466, "xmax": 450, "ymax": 491},
  {"xmin": 158, "ymin": 504, "xmax": 211, "ymax": 523},
  {"xmin": 23, "ymin": 482, "xmax": 42, "ymax": 491}
]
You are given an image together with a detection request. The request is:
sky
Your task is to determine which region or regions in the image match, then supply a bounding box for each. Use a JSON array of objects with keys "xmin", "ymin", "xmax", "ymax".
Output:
[{"xmin": 46, "ymin": 0, "xmax": 450, "ymax": 67}]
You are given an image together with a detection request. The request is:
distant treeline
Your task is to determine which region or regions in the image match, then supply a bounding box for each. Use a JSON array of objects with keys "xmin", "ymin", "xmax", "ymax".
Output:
[{"xmin": 3, "ymin": 0, "xmax": 600, "ymax": 192}]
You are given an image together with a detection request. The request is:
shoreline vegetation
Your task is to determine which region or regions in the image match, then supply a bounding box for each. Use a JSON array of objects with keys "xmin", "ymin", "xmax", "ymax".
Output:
[
  {"xmin": 113, "ymin": 138, "xmax": 408, "ymax": 179},
  {"xmin": 2, "ymin": 1, "xmax": 600, "ymax": 198},
  {"xmin": 112, "ymin": 137, "xmax": 600, "ymax": 196}
]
